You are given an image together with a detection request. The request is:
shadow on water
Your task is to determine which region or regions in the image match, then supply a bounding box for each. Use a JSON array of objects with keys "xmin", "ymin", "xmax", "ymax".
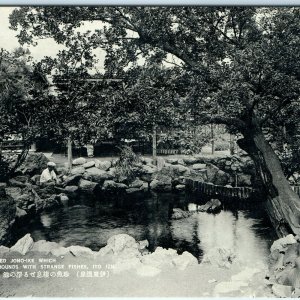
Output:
[{"xmin": 10, "ymin": 191, "xmax": 277, "ymax": 264}]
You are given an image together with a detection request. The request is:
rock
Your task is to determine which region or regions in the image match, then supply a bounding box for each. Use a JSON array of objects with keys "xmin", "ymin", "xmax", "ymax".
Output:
[
  {"xmin": 31, "ymin": 240, "xmax": 60, "ymax": 254},
  {"xmin": 70, "ymin": 166, "xmax": 85, "ymax": 176},
  {"xmin": 169, "ymin": 164, "xmax": 190, "ymax": 175},
  {"xmin": 150, "ymin": 174, "xmax": 172, "ymax": 192},
  {"xmin": 68, "ymin": 245, "xmax": 94, "ymax": 258},
  {"xmin": 138, "ymin": 240, "xmax": 149, "ymax": 250},
  {"xmin": 172, "ymin": 251, "xmax": 198, "ymax": 270},
  {"xmin": 141, "ymin": 157, "xmax": 154, "ymax": 165},
  {"xmin": 166, "ymin": 158, "xmax": 178, "ymax": 165},
  {"xmin": 17, "ymin": 153, "xmax": 49, "ymax": 175},
  {"xmin": 174, "ymin": 184, "xmax": 185, "ymax": 191},
  {"xmin": 125, "ymin": 188, "xmax": 141, "ymax": 195},
  {"xmin": 171, "ymin": 208, "xmax": 191, "ymax": 220},
  {"xmin": 16, "ymin": 207, "xmax": 27, "ymax": 219},
  {"xmin": 141, "ymin": 247, "xmax": 178, "ymax": 268},
  {"xmin": 78, "ymin": 179, "xmax": 99, "ymax": 193},
  {"xmin": 99, "ymin": 234, "xmax": 141, "ymax": 260},
  {"xmin": 237, "ymin": 174, "xmax": 252, "ymax": 186},
  {"xmin": 96, "ymin": 160, "xmax": 112, "ymax": 171},
  {"xmin": 198, "ymin": 199, "xmax": 222, "ymax": 213},
  {"xmin": 63, "ymin": 185, "xmax": 78, "ymax": 198},
  {"xmin": 214, "ymin": 170, "xmax": 230, "ymax": 186},
  {"xmin": 141, "ymin": 164, "xmax": 157, "ymax": 175},
  {"xmin": 192, "ymin": 163, "xmax": 206, "ymax": 170},
  {"xmin": 10, "ymin": 233, "xmax": 34, "ymax": 255},
  {"xmin": 40, "ymin": 194, "xmax": 61, "ymax": 212},
  {"xmin": 30, "ymin": 174, "xmax": 41, "ymax": 185},
  {"xmin": 102, "ymin": 180, "xmax": 127, "ymax": 192},
  {"xmin": 83, "ymin": 167, "xmax": 113, "ymax": 183},
  {"xmin": 283, "ymin": 243, "xmax": 300, "ymax": 266},
  {"xmin": 206, "ymin": 163, "xmax": 220, "ymax": 182},
  {"xmin": 51, "ymin": 246, "xmax": 69, "ymax": 257},
  {"xmin": 271, "ymin": 234, "xmax": 297, "ymax": 252},
  {"xmin": 72, "ymin": 157, "xmax": 87, "ymax": 166},
  {"xmin": 106, "ymin": 234, "xmax": 139, "ymax": 255},
  {"xmin": 272, "ymin": 283, "xmax": 292, "ymax": 298},
  {"xmin": 183, "ymin": 157, "xmax": 199, "ymax": 165},
  {"xmin": 82, "ymin": 161, "xmax": 95, "ymax": 169},
  {"xmin": 136, "ymin": 265, "xmax": 161, "ymax": 277},
  {"xmin": 0, "ymin": 190, "xmax": 16, "ymax": 243},
  {"xmin": 202, "ymin": 247, "xmax": 236, "ymax": 268},
  {"xmin": 129, "ymin": 179, "xmax": 144, "ymax": 189},
  {"xmin": 59, "ymin": 193, "xmax": 69, "ymax": 203},
  {"xmin": 0, "ymin": 246, "xmax": 9, "ymax": 255},
  {"xmin": 63, "ymin": 174, "xmax": 82, "ymax": 186}
]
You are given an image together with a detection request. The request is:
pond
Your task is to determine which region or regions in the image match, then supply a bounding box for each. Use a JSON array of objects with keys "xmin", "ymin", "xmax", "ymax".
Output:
[{"xmin": 11, "ymin": 192, "xmax": 277, "ymax": 265}]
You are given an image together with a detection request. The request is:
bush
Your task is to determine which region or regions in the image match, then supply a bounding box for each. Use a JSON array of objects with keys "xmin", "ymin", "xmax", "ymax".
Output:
[{"xmin": 114, "ymin": 145, "xmax": 141, "ymax": 184}]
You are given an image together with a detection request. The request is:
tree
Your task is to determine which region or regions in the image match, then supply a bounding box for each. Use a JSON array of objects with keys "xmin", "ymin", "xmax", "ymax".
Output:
[
  {"xmin": 0, "ymin": 47, "xmax": 49, "ymax": 177},
  {"xmin": 9, "ymin": 7, "xmax": 300, "ymax": 235}
]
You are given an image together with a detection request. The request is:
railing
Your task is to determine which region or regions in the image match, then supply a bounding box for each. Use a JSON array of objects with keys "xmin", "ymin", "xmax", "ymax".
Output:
[{"xmin": 185, "ymin": 178, "xmax": 255, "ymax": 199}]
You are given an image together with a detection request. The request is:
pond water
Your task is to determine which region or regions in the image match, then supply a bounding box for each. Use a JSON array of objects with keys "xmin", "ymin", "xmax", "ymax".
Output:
[{"xmin": 11, "ymin": 192, "xmax": 277, "ymax": 264}]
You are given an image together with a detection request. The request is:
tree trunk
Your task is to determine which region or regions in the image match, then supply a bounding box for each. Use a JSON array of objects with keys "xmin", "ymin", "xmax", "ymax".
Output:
[
  {"xmin": 211, "ymin": 124, "xmax": 215, "ymax": 155},
  {"xmin": 152, "ymin": 124, "xmax": 157, "ymax": 166},
  {"xmin": 237, "ymin": 117, "xmax": 300, "ymax": 237},
  {"xmin": 67, "ymin": 137, "xmax": 73, "ymax": 172}
]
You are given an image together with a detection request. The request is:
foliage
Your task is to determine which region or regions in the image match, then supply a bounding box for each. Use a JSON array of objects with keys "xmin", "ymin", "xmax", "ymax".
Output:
[
  {"xmin": 0, "ymin": 47, "xmax": 49, "ymax": 177},
  {"xmin": 157, "ymin": 128, "xmax": 210, "ymax": 155},
  {"xmin": 114, "ymin": 145, "xmax": 141, "ymax": 183}
]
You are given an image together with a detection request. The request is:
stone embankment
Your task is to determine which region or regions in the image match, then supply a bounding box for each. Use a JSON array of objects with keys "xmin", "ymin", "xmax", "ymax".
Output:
[
  {"xmin": 0, "ymin": 152, "xmax": 255, "ymax": 244},
  {"xmin": 0, "ymin": 233, "xmax": 273, "ymax": 297}
]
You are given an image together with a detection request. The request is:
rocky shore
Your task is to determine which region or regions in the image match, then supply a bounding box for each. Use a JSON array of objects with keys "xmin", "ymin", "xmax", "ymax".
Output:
[
  {"xmin": 0, "ymin": 233, "xmax": 272, "ymax": 297},
  {"xmin": 0, "ymin": 152, "xmax": 256, "ymax": 243}
]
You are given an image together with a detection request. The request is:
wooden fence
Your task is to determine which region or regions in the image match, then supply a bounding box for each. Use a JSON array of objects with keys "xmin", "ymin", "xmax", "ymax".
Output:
[
  {"xmin": 185, "ymin": 179, "xmax": 300, "ymax": 200},
  {"xmin": 185, "ymin": 178, "xmax": 255, "ymax": 199}
]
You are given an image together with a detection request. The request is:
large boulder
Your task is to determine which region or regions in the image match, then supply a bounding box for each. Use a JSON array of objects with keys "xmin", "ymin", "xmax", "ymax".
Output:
[
  {"xmin": 237, "ymin": 174, "xmax": 252, "ymax": 186},
  {"xmin": 102, "ymin": 180, "xmax": 127, "ymax": 192},
  {"xmin": 198, "ymin": 199, "xmax": 222, "ymax": 213},
  {"xmin": 70, "ymin": 166, "xmax": 85, "ymax": 176},
  {"xmin": 167, "ymin": 164, "xmax": 190, "ymax": 176},
  {"xmin": 0, "ymin": 188, "xmax": 16, "ymax": 244},
  {"xmin": 78, "ymin": 179, "xmax": 99, "ymax": 194},
  {"xmin": 206, "ymin": 163, "xmax": 220, "ymax": 182},
  {"xmin": 63, "ymin": 185, "xmax": 79, "ymax": 198},
  {"xmin": 68, "ymin": 245, "xmax": 94, "ymax": 258},
  {"xmin": 214, "ymin": 170, "xmax": 230, "ymax": 186},
  {"xmin": 39, "ymin": 195, "xmax": 61, "ymax": 212},
  {"xmin": 16, "ymin": 153, "xmax": 49, "ymax": 176},
  {"xmin": 172, "ymin": 251, "xmax": 198, "ymax": 270},
  {"xmin": 150, "ymin": 174, "xmax": 172, "ymax": 192},
  {"xmin": 31, "ymin": 240, "xmax": 61, "ymax": 254},
  {"xmin": 270, "ymin": 234, "xmax": 297, "ymax": 253},
  {"xmin": 141, "ymin": 247, "xmax": 178, "ymax": 268},
  {"xmin": 192, "ymin": 163, "xmax": 206, "ymax": 170},
  {"xmin": 82, "ymin": 161, "xmax": 95, "ymax": 169},
  {"xmin": 96, "ymin": 160, "xmax": 112, "ymax": 171},
  {"xmin": 129, "ymin": 179, "xmax": 144, "ymax": 189},
  {"xmin": 83, "ymin": 167, "xmax": 113, "ymax": 183},
  {"xmin": 171, "ymin": 208, "xmax": 192, "ymax": 220},
  {"xmin": 5, "ymin": 187, "xmax": 37, "ymax": 212},
  {"xmin": 10, "ymin": 233, "xmax": 34, "ymax": 255},
  {"xmin": 72, "ymin": 157, "xmax": 87, "ymax": 166},
  {"xmin": 183, "ymin": 157, "xmax": 199, "ymax": 165},
  {"xmin": 63, "ymin": 174, "xmax": 82, "ymax": 186},
  {"xmin": 98, "ymin": 234, "xmax": 140, "ymax": 259}
]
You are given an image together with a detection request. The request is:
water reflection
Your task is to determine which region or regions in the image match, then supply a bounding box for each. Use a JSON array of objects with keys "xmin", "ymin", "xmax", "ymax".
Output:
[{"xmin": 10, "ymin": 192, "xmax": 276, "ymax": 264}]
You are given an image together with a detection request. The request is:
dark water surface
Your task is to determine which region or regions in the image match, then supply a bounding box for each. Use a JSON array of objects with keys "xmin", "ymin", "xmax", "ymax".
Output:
[{"xmin": 11, "ymin": 192, "xmax": 277, "ymax": 263}]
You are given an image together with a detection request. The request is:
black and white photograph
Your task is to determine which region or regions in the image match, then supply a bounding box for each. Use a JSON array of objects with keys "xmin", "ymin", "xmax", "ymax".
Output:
[{"xmin": 0, "ymin": 5, "xmax": 299, "ymax": 297}]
